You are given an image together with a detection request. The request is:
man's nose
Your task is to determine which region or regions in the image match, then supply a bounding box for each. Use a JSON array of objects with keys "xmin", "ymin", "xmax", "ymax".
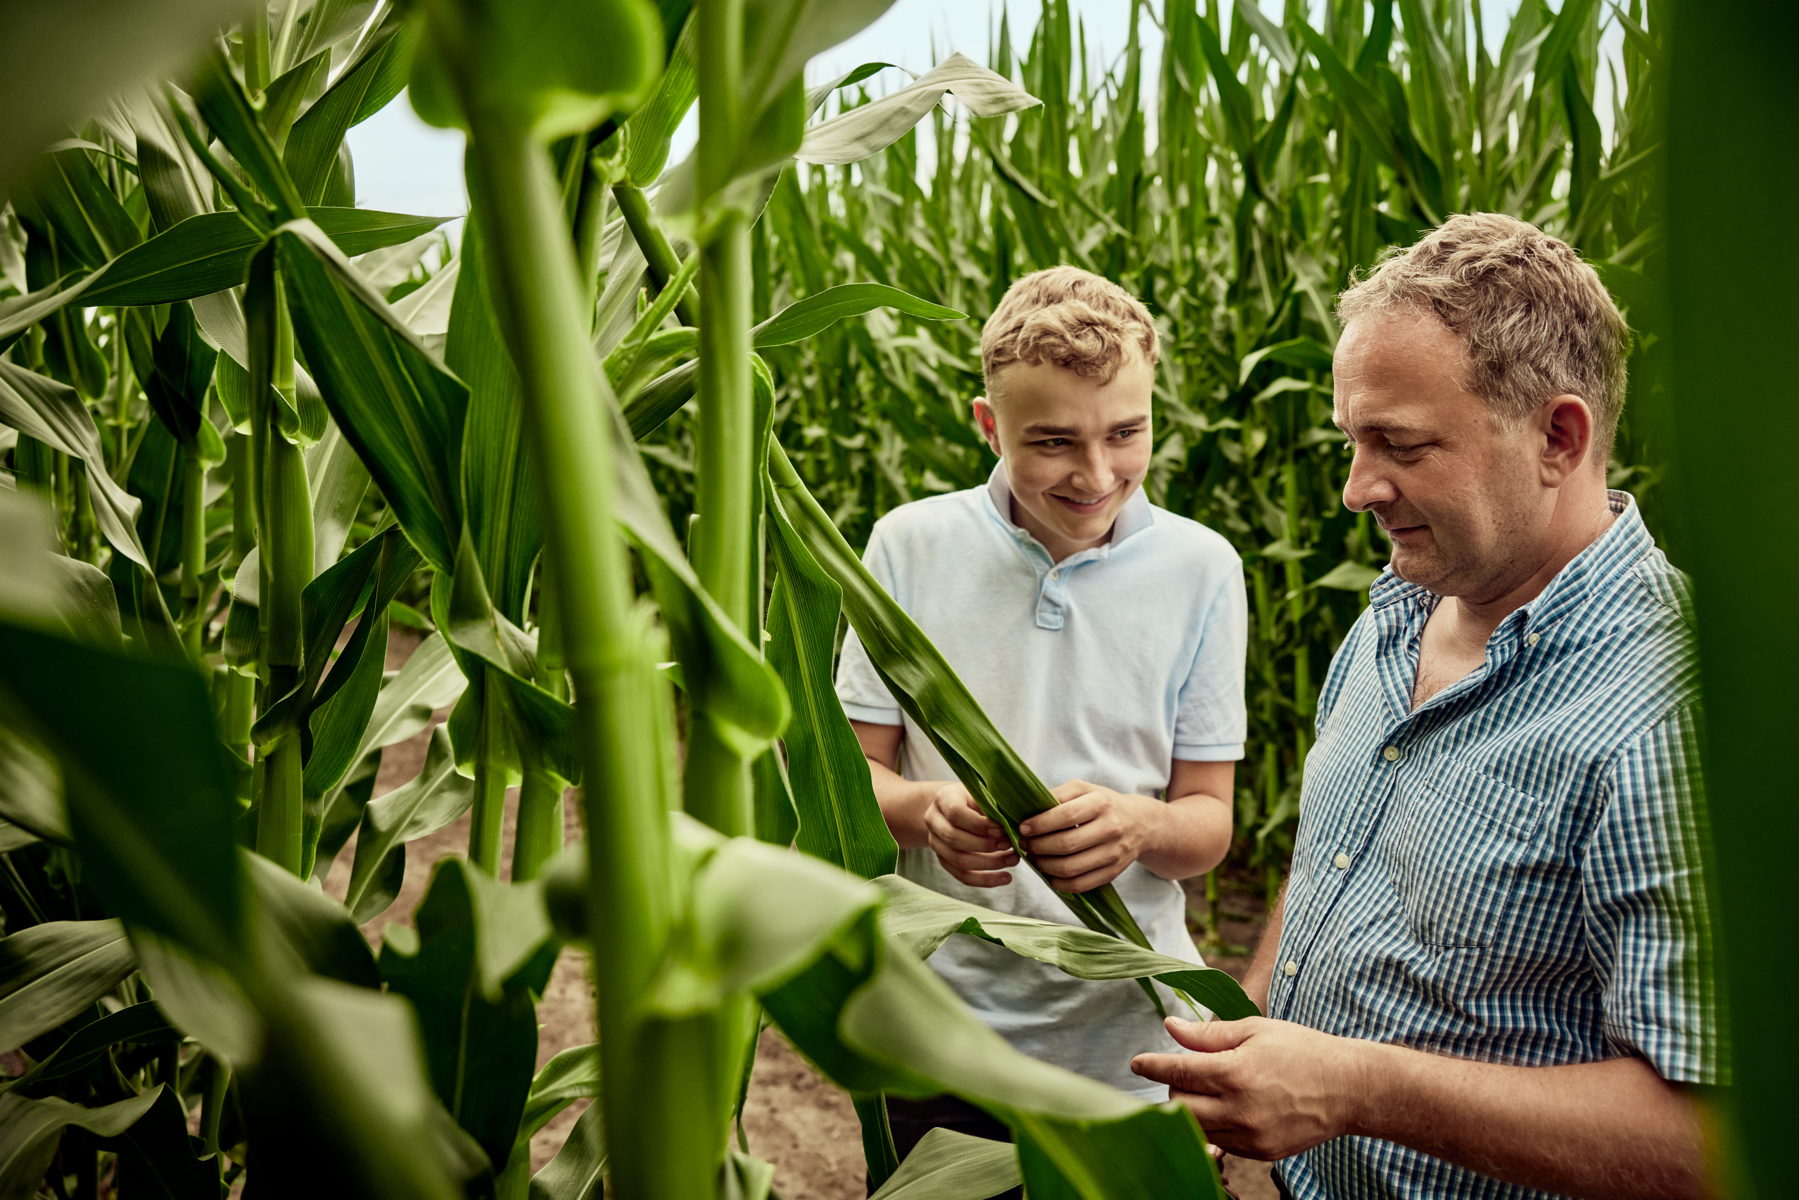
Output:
[{"xmin": 1340, "ymin": 445, "xmax": 1396, "ymax": 512}]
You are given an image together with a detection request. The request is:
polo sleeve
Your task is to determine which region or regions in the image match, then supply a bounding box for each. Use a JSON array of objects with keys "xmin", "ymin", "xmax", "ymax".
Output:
[
  {"xmin": 1581, "ymin": 703, "xmax": 1725, "ymax": 1085},
  {"xmin": 833, "ymin": 523, "xmax": 904, "ymax": 726},
  {"xmin": 1171, "ymin": 552, "xmax": 1248, "ymax": 761}
]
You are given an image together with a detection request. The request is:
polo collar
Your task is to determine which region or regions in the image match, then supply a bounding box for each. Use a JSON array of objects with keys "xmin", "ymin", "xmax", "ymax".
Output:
[{"xmin": 984, "ymin": 460, "xmax": 1154, "ymax": 548}]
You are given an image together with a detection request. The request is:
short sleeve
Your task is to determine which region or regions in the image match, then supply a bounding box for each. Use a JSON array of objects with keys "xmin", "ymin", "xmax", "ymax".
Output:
[
  {"xmin": 1581, "ymin": 704, "xmax": 1724, "ymax": 1084},
  {"xmin": 833, "ymin": 523, "xmax": 904, "ymax": 726},
  {"xmin": 1172, "ymin": 556, "xmax": 1248, "ymax": 761}
]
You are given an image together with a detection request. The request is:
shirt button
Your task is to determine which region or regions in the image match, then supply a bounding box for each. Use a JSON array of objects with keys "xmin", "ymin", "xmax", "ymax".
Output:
[
  {"xmin": 1283, "ymin": 960, "xmax": 1298, "ymax": 977},
  {"xmin": 1382, "ymin": 745, "xmax": 1401, "ymax": 762},
  {"xmin": 1333, "ymin": 852, "xmax": 1350, "ymax": 870},
  {"xmin": 1526, "ymin": 632, "xmax": 1541, "ymax": 647},
  {"xmin": 1049, "ymin": 569, "xmax": 1060, "ymax": 580}
]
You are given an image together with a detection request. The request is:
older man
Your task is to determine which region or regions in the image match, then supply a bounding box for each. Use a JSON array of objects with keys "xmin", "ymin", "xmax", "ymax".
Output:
[{"xmin": 1133, "ymin": 213, "xmax": 1721, "ymax": 1199}]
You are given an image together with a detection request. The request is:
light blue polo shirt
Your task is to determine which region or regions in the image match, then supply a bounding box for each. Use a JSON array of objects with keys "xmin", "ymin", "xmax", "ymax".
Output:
[{"xmin": 835, "ymin": 462, "xmax": 1248, "ymax": 1098}]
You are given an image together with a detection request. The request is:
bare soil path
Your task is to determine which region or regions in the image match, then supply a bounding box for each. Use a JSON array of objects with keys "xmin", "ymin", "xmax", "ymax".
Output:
[{"xmin": 326, "ymin": 632, "xmax": 1282, "ymax": 1197}]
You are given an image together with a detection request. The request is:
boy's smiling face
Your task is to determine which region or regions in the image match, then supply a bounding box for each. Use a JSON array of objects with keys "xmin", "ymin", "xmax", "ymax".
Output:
[{"xmin": 974, "ymin": 355, "xmax": 1155, "ymax": 562}]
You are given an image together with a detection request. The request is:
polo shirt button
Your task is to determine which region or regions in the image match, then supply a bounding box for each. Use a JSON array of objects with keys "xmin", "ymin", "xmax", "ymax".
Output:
[
  {"xmin": 1049, "ymin": 569, "xmax": 1060, "ymax": 579},
  {"xmin": 1526, "ymin": 632, "xmax": 1541, "ymax": 647},
  {"xmin": 1283, "ymin": 960, "xmax": 1298, "ymax": 977},
  {"xmin": 1382, "ymin": 745, "xmax": 1401, "ymax": 762},
  {"xmin": 1333, "ymin": 852, "xmax": 1350, "ymax": 870}
]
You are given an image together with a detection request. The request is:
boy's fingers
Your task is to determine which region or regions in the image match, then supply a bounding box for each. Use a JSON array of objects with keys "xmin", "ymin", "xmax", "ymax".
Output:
[
  {"xmin": 941, "ymin": 799, "xmax": 1002, "ymax": 836},
  {"xmin": 1018, "ymin": 793, "xmax": 1101, "ymax": 837},
  {"xmin": 1033, "ymin": 843, "xmax": 1120, "ymax": 880},
  {"xmin": 1023, "ymin": 821, "xmax": 1108, "ymax": 857},
  {"xmin": 948, "ymin": 868, "xmax": 1012, "ymax": 888},
  {"xmin": 927, "ymin": 809, "xmax": 1007, "ymax": 852}
]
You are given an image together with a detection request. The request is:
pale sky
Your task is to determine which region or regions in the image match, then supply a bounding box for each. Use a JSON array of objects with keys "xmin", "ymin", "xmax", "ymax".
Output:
[{"xmin": 344, "ymin": 0, "xmax": 1607, "ymax": 222}]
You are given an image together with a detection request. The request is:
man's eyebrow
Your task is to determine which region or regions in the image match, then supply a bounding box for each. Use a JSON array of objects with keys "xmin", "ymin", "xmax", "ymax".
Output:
[{"xmin": 1331, "ymin": 414, "xmax": 1426, "ymax": 437}]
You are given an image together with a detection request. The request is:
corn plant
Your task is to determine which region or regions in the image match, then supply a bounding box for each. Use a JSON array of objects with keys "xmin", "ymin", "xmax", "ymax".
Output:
[
  {"xmin": 0, "ymin": 1, "xmax": 1270, "ymax": 1197},
  {"xmin": 623, "ymin": 0, "xmax": 1667, "ymax": 942}
]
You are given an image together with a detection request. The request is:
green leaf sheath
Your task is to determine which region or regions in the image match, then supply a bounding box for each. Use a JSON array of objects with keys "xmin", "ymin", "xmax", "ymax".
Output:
[
  {"xmin": 763, "ymin": 487, "xmax": 899, "ymax": 879},
  {"xmin": 765, "ymin": 442, "xmax": 1153, "ymax": 950}
]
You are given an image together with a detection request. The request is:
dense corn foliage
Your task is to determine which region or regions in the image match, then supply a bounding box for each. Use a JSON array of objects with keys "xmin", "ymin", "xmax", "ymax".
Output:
[{"xmin": 640, "ymin": 0, "xmax": 1671, "ymax": 930}]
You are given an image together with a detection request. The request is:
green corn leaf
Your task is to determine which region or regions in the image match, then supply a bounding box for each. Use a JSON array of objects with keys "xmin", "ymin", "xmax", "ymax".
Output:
[
  {"xmin": 0, "ymin": 362, "xmax": 151, "ymax": 570},
  {"xmin": 0, "ymin": 1089, "xmax": 162, "ymax": 1198},
  {"xmin": 764, "ymin": 496, "xmax": 898, "ymax": 879},
  {"xmin": 0, "ymin": 621, "xmax": 245, "ymax": 970},
  {"xmin": 354, "ymin": 632, "xmax": 470, "ymax": 759},
  {"xmin": 450, "ymin": 217, "xmax": 542, "ymax": 624},
  {"xmin": 622, "ymin": 14, "xmax": 699, "ymax": 187},
  {"xmin": 875, "ymin": 875, "xmax": 1257, "ymax": 1020},
  {"xmin": 867, "ymin": 1127, "xmax": 1020, "ymax": 1200},
  {"xmin": 380, "ymin": 859, "xmax": 554, "ymax": 1176},
  {"xmin": 307, "ymin": 420, "xmax": 375, "ymax": 573},
  {"xmin": 3, "ymin": 1001, "xmax": 180, "ymax": 1090},
  {"xmin": 276, "ymin": 220, "xmax": 469, "ymax": 574},
  {"xmin": 1236, "ymin": 336, "xmax": 1335, "ymax": 385},
  {"xmin": 627, "ymin": 820, "xmax": 1226, "ymax": 1200},
  {"xmin": 17, "ymin": 145, "xmax": 142, "ymax": 271},
  {"xmin": 344, "ymin": 726, "xmax": 476, "ymax": 924},
  {"xmin": 765, "ymin": 442, "xmax": 1152, "ymax": 952},
  {"xmin": 795, "ymin": 53, "xmax": 1040, "ymax": 168},
  {"xmin": 495, "ymin": 1043, "xmax": 603, "ymax": 1200},
  {"xmin": 752, "ymin": 282, "xmax": 964, "ymax": 347},
  {"xmin": 0, "ymin": 919, "xmax": 135, "ymax": 1052},
  {"xmin": 0, "ymin": 726, "xmax": 67, "ymax": 846},
  {"xmin": 526, "ymin": 1099, "xmax": 607, "ymax": 1200},
  {"xmin": 193, "ymin": 50, "xmax": 309, "ymax": 221},
  {"xmin": 105, "ymin": 1083, "xmax": 222, "ymax": 1198},
  {"xmin": 286, "ymin": 14, "xmax": 415, "ymax": 205}
]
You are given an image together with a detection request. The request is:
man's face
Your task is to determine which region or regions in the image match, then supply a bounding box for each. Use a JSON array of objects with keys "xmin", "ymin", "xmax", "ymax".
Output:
[
  {"xmin": 1333, "ymin": 311, "xmax": 1549, "ymax": 600},
  {"xmin": 975, "ymin": 356, "xmax": 1155, "ymax": 559}
]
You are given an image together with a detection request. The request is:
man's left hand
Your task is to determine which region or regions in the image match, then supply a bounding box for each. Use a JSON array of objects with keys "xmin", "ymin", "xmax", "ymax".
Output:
[
  {"xmin": 1019, "ymin": 780, "xmax": 1161, "ymax": 892},
  {"xmin": 1130, "ymin": 1016, "xmax": 1366, "ymax": 1161}
]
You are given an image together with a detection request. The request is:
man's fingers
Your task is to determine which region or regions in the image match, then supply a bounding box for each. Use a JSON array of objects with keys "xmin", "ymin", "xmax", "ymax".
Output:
[
  {"xmin": 1165, "ymin": 1015, "xmax": 1261, "ymax": 1054},
  {"xmin": 1130, "ymin": 1051, "xmax": 1221, "ymax": 1093}
]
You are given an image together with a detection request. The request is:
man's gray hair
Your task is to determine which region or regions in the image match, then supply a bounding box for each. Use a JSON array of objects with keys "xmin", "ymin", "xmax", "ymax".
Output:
[{"xmin": 1336, "ymin": 213, "xmax": 1631, "ymax": 457}]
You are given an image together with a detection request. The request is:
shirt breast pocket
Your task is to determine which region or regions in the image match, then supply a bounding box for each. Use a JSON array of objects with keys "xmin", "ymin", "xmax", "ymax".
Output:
[{"xmin": 1389, "ymin": 763, "xmax": 1549, "ymax": 949}]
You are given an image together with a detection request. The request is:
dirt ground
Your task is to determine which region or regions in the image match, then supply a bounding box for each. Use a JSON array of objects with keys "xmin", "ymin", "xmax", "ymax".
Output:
[{"xmin": 326, "ymin": 632, "xmax": 1282, "ymax": 1198}]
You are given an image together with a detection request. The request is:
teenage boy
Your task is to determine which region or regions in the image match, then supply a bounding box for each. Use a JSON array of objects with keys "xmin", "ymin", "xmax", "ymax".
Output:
[{"xmin": 835, "ymin": 266, "xmax": 1249, "ymax": 1169}]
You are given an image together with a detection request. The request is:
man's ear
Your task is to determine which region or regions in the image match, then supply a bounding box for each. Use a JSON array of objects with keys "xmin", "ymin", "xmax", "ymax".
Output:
[
  {"xmin": 972, "ymin": 396, "xmax": 1002, "ymax": 456},
  {"xmin": 1537, "ymin": 394, "xmax": 1598, "ymax": 486}
]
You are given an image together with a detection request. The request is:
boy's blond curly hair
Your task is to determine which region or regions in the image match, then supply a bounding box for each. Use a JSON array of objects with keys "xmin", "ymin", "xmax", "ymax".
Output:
[{"xmin": 980, "ymin": 266, "xmax": 1159, "ymax": 394}]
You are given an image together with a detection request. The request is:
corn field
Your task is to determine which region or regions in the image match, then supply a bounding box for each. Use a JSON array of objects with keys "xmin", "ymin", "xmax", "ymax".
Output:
[{"xmin": 0, "ymin": 0, "xmax": 1768, "ymax": 1198}]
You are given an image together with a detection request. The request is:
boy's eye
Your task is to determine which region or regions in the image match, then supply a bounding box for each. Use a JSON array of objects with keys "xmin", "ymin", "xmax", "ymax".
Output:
[
  {"xmin": 1115, "ymin": 427, "xmax": 1141, "ymax": 440},
  {"xmin": 1036, "ymin": 438, "xmax": 1068, "ymax": 448}
]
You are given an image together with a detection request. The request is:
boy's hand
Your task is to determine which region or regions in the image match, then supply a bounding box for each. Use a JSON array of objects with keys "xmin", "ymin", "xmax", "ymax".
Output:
[
  {"xmin": 1019, "ymin": 780, "xmax": 1160, "ymax": 892},
  {"xmin": 924, "ymin": 784, "xmax": 1018, "ymax": 887}
]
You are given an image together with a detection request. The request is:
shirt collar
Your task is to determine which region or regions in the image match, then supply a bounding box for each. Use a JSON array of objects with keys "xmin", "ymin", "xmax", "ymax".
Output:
[
  {"xmin": 984, "ymin": 460, "xmax": 1154, "ymax": 548},
  {"xmin": 1368, "ymin": 490, "xmax": 1652, "ymax": 626}
]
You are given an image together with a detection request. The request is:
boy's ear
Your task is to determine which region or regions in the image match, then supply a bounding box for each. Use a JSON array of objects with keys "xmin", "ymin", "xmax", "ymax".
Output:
[{"xmin": 972, "ymin": 396, "xmax": 1001, "ymax": 454}]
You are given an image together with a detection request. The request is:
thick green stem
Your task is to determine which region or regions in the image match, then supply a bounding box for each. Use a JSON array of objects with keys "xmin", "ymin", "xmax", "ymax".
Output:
[
  {"xmin": 534, "ymin": 553, "xmax": 568, "ymax": 701},
  {"xmin": 572, "ymin": 156, "xmax": 613, "ymax": 328},
  {"xmin": 465, "ymin": 120, "xmax": 681, "ymax": 1200},
  {"xmin": 180, "ymin": 442, "xmax": 206, "ymax": 657},
  {"xmin": 612, "ymin": 183, "xmax": 700, "ymax": 325},
  {"xmin": 247, "ymin": 250, "xmax": 312, "ymax": 875},
  {"xmin": 469, "ymin": 677, "xmax": 508, "ymax": 874},
  {"xmin": 513, "ymin": 758, "xmax": 564, "ymax": 882},
  {"xmin": 200, "ymin": 1056, "xmax": 230, "ymax": 1158}
]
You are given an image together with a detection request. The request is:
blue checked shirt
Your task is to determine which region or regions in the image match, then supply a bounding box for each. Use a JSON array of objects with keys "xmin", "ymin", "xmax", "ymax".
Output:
[{"xmin": 1271, "ymin": 492, "xmax": 1721, "ymax": 1200}]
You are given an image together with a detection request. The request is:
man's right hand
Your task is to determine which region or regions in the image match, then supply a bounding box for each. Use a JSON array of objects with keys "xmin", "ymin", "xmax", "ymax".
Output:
[{"xmin": 924, "ymin": 784, "xmax": 1018, "ymax": 887}]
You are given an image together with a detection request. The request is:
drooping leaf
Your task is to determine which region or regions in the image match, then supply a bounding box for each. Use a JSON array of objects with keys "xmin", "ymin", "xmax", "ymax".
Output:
[
  {"xmin": 764, "ymin": 525, "xmax": 897, "ymax": 879},
  {"xmin": 344, "ymin": 726, "xmax": 477, "ymax": 924},
  {"xmin": 0, "ymin": 1089, "xmax": 162, "ymax": 1198},
  {"xmin": 0, "ymin": 919, "xmax": 135, "ymax": 1051},
  {"xmin": 380, "ymin": 859, "xmax": 552, "ymax": 1175},
  {"xmin": 868, "ymin": 1127, "xmax": 1020, "ymax": 1200},
  {"xmin": 286, "ymin": 15, "xmax": 416, "ymax": 205},
  {"xmin": 276, "ymin": 220, "xmax": 469, "ymax": 574},
  {"xmin": 874, "ymin": 876, "xmax": 1257, "ymax": 1020},
  {"xmin": 752, "ymin": 283, "xmax": 964, "ymax": 348},
  {"xmin": 765, "ymin": 444, "xmax": 1152, "ymax": 951},
  {"xmin": 796, "ymin": 53, "xmax": 1040, "ymax": 167},
  {"xmin": 0, "ymin": 621, "xmax": 244, "ymax": 970}
]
